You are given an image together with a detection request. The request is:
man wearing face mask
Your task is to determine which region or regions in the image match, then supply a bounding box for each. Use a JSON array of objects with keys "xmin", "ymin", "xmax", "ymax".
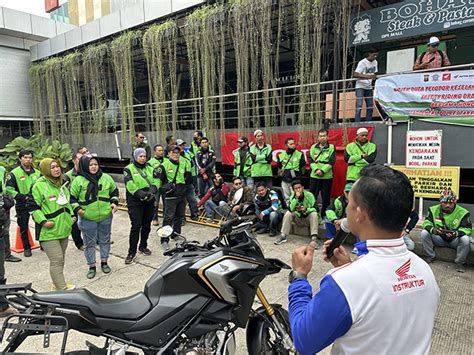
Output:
[
  {"xmin": 277, "ymin": 138, "xmax": 306, "ymax": 205},
  {"xmin": 422, "ymin": 189, "xmax": 471, "ymax": 273},
  {"xmin": 344, "ymin": 128, "xmax": 377, "ymax": 183}
]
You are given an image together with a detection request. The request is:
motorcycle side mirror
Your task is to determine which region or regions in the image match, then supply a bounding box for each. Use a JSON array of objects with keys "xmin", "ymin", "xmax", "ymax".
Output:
[
  {"xmin": 232, "ymin": 188, "xmax": 244, "ymax": 205},
  {"xmin": 157, "ymin": 225, "xmax": 174, "ymax": 238}
]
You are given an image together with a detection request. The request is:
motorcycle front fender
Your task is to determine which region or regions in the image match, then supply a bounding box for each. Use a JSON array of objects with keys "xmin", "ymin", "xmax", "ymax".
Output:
[{"xmin": 246, "ymin": 304, "xmax": 283, "ymax": 355}]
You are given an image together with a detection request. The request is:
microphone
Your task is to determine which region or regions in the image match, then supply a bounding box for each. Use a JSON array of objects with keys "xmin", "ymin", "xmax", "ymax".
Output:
[{"xmin": 326, "ymin": 218, "xmax": 351, "ymax": 259}]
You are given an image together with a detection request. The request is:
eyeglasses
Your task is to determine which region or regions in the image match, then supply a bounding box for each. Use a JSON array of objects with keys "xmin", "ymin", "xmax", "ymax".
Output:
[
  {"xmin": 138, "ymin": 137, "xmax": 145, "ymax": 139},
  {"xmin": 234, "ymin": 182, "xmax": 242, "ymax": 186}
]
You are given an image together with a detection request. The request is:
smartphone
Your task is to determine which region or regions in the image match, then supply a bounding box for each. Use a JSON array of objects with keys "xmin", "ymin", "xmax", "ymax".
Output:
[{"xmin": 429, "ymin": 57, "xmax": 436, "ymax": 63}]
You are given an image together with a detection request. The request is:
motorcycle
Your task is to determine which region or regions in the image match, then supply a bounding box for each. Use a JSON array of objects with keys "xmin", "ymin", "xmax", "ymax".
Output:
[{"xmin": 0, "ymin": 217, "xmax": 295, "ymax": 354}]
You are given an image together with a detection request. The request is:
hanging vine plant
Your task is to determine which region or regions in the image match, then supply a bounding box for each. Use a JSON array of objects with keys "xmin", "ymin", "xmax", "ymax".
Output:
[
  {"xmin": 110, "ymin": 30, "xmax": 140, "ymax": 143},
  {"xmin": 143, "ymin": 20, "xmax": 178, "ymax": 143},
  {"xmin": 62, "ymin": 52, "xmax": 83, "ymax": 143},
  {"xmin": 83, "ymin": 43, "xmax": 109, "ymax": 134},
  {"xmin": 43, "ymin": 57, "xmax": 65, "ymax": 140},
  {"xmin": 28, "ymin": 63, "xmax": 47, "ymax": 134}
]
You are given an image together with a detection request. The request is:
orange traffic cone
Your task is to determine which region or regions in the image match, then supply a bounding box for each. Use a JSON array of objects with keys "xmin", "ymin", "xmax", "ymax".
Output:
[{"xmin": 11, "ymin": 226, "xmax": 40, "ymax": 253}]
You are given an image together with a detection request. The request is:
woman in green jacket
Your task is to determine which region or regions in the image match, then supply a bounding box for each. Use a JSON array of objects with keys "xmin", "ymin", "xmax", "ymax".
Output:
[
  {"xmin": 30, "ymin": 158, "xmax": 74, "ymax": 291},
  {"xmin": 70, "ymin": 156, "xmax": 119, "ymax": 279}
]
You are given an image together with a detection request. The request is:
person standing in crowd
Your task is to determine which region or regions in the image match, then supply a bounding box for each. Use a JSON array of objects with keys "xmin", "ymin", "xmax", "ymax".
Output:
[
  {"xmin": 250, "ymin": 129, "xmax": 273, "ymax": 187},
  {"xmin": 195, "ymin": 137, "xmax": 217, "ymax": 198},
  {"xmin": 277, "ymin": 138, "xmax": 306, "ymax": 205},
  {"xmin": 309, "ymin": 129, "xmax": 336, "ymax": 219},
  {"xmin": 402, "ymin": 209, "xmax": 419, "ymax": 251},
  {"xmin": 288, "ymin": 165, "xmax": 440, "ymax": 355},
  {"xmin": 177, "ymin": 139, "xmax": 199, "ymax": 222},
  {"xmin": 0, "ymin": 166, "xmax": 20, "ymax": 263},
  {"xmin": 164, "ymin": 134, "xmax": 177, "ymax": 156},
  {"xmin": 276, "ymin": 181, "xmax": 318, "ymax": 246},
  {"xmin": 149, "ymin": 144, "xmax": 166, "ymax": 226},
  {"xmin": 228, "ymin": 177, "xmax": 253, "ymax": 215},
  {"xmin": 132, "ymin": 132, "xmax": 151, "ymax": 161},
  {"xmin": 123, "ymin": 148, "xmax": 158, "ymax": 264},
  {"xmin": 30, "ymin": 158, "xmax": 75, "ymax": 291},
  {"xmin": 77, "ymin": 146, "xmax": 90, "ymax": 155},
  {"xmin": 64, "ymin": 151, "xmax": 85, "ymax": 251},
  {"xmin": 353, "ymin": 48, "xmax": 378, "ymax": 122},
  {"xmin": 233, "ymin": 136, "xmax": 254, "ymax": 188},
  {"xmin": 5, "ymin": 150, "xmax": 41, "ymax": 257},
  {"xmin": 413, "ymin": 36, "xmax": 451, "ymax": 71},
  {"xmin": 344, "ymin": 128, "xmax": 377, "ymax": 183},
  {"xmin": 156, "ymin": 145, "xmax": 190, "ymax": 251},
  {"xmin": 422, "ymin": 189, "xmax": 471, "ymax": 273},
  {"xmin": 189, "ymin": 131, "xmax": 203, "ymax": 158},
  {"xmin": 197, "ymin": 173, "xmax": 230, "ymax": 223},
  {"xmin": 254, "ymin": 181, "xmax": 283, "ymax": 236},
  {"xmin": 70, "ymin": 156, "xmax": 119, "ymax": 279},
  {"xmin": 325, "ymin": 183, "xmax": 352, "ymax": 239}
]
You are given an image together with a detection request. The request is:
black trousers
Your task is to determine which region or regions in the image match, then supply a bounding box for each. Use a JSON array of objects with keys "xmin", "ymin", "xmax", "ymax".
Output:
[
  {"xmin": 162, "ymin": 195, "xmax": 186, "ymax": 243},
  {"xmin": 253, "ymin": 176, "xmax": 273, "ymax": 188},
  {"xmin": 16, "ymin": 209, "xmax": 32, "ymax": 250},
  {"xmin": 309, "ymin": 178, "xmax": 333, "ymax": 217},
  {"xmin": 127, "ymin": 201, "xmax": 155, "ymax": 256},
  {"xmin": 71, "ymin": 220, "xmax": 84, "ymax": 249}
]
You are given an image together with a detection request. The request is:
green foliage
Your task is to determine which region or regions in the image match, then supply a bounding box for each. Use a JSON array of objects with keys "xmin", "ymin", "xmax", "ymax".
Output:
[
  {"xmin": 61, "ymin": 52, "xmax": 83, "ymax": 143},
  {"xmin": 0, "ymin": 135, "xmax": 72, "ymax": 172}
]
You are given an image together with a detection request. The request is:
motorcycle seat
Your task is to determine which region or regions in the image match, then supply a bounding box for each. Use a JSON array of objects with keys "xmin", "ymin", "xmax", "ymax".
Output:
[{"xmin": 33, "ymin": 289, "xmax": 151, "ymax": 320}]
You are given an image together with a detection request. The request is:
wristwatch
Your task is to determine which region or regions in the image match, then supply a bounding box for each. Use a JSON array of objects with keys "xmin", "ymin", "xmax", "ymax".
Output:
[{"xmin": 288, "ymin": 270, "xmax": 307, "ymax": 284}]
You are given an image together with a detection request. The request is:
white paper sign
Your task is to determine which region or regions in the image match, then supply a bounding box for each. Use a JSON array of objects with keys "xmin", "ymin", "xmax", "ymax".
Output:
[{"xmin": 406, "ymin": 130, "xmax": 442, "ymax": 169}]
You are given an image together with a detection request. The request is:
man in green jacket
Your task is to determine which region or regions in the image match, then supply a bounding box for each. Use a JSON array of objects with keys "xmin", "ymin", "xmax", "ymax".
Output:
[
  {"xmin": 0, "ymin": 166, "xmax": 21, "ymax": 262},
  {"xmin": 325, "ymin": 183, "xmax": 352, "ymax": 238},
  {"xmin": 148, "ymin": 144, "xmax": 166, "ymax": 225},
  {"xmin": 422, "ymin": 189, "xmax": 472, "ymax": 273},
  {"xmin": 5, "ymin": 150, "xmax": 41, "ymax": 257},
  {"xmin": 233, "ymin": 136, "xmax": 254, "ymax": 188},
  {"xmin": 250, "ymin": 129, "xmax": 273, "ymax": 187},
  {"xmin": 309, "ymin": 129, "xmax": 336, "ymax": 217},
  {"xmin": 343, "ymin": 128, "xmax": 377, "ymax": 183},
  {"xmin": 277, "ymin": 137, "xmax": 306, "ymax": 205},
  {"xmin": 275, "ymin": 181, "xmax": 318, "ymax": 246},
  {"xmin": 177, "ymin": 139, "xmax": 199, "ymax": 222}
]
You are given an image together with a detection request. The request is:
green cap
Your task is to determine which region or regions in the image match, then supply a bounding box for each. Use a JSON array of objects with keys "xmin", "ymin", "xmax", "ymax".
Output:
[{"xmin": 344, "ymin": 183, "xmax": 353, "ymax": 192}]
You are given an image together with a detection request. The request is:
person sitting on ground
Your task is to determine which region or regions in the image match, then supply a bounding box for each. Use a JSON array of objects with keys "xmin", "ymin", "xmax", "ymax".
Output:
[
  {"xmin": 228, "ymin": 177, "xmax": 254, "ymax": 216},
  {"xmin": 197, "ymin": 173, "xmax": 230, "ymax": 223},
  {"xmin": 254, "ymin": 181, "xmax": 283, "ymax": 237},
  {"xmin": 70, "ymin": 156, "xmax": 119, "ymax": 279},
  {"xmin": 402, "ymin": 209, "xmax": 419, "ymax": 251},
  {"xmin": 325, "ymin": 183, "xmax": 352, "ymax": 239},
  {"xmin": 421, "ymin": 189, "xmax": 471, "ymax": 273},
  {"xmin": 29, "ymin": 158, "xmax": 75, "ymax": 291},
  {"xmin": 276, "ymin": 181, "xmax": 318, "ymax": 246}
]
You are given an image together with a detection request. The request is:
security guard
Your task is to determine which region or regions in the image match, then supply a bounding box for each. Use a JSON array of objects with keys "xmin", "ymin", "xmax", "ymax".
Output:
[
  {"xmin": 277, "ymin": 137, "xmax": 306, "ymax": 204},
  {"xmin": 233, "ymin": 136, "xmax": 254, "ymax": 188},
  {"xmin": 124, "ymin": 148, "xmax": 159, "ymax": 264},
  {"xmin": 5, "ymin": 150, "xmax": 41, "ymax": 257},
  {"xmin": 250, "ymin": 129, "xmax": 273, "ymax": 187},
  {"xmin": 343, "ymin": 128, "xmax": 377, "ymax": 182},
  {"xmin": 155, "ymin": 145, "xmax": 191, "ymax": 251}
]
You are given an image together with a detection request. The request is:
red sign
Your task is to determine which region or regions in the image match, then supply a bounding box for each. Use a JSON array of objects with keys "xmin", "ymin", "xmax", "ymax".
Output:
[
  {"xmin": 221, "ymin": 127, "xmax": 374, "ymax": 197},
  {"xmin": 45, "ymin": 0, "xmax": 59, "ymax": 13}
]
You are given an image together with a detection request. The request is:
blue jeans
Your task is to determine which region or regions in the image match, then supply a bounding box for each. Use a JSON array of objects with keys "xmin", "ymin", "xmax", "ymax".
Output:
[
  {"xmin": 403, "ymin": 234, "xmax": 415, "ymax": 251},
  {"xmin": 355, "ymin": 88, "xmax": 374, "ymax": 122},
  {"xmin": 153, "ymin": 189, "xmax": 163, "ymax": 221},
  {"xmin": 78, "ymin": 216, "xmax": 112, "ymax": 266},
  {"xmin": 185, "ymin": 184, "xmax": 199, "ymax": 218},
  {"xmin": 421, "ymin": 230, "xmax": 470, "ymax": 264},
  {"xmin": 256, "ymin": 210, "xmax": 283, "ymax": 233},
  {"xmin": 239, "ymin": 176, "xmax": 254, "ymax": 189},
  {"xmin": 197, "ymin": 177, "xmax": 212, "ymax": 198},
  {"xmin": 204, "ymin": 200, "xmax": 226, "ymax": 218}
]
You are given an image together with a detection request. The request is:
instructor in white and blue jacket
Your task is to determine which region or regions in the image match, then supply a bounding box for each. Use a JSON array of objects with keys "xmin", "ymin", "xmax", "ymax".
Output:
[{"xmin": 288, "ymin": 165, "xmax": 440, "ymax": 355}]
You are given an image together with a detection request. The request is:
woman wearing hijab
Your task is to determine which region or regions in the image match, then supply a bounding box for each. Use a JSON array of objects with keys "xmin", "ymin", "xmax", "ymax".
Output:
[
  {"xmin": 29, "ymin": 158, "xmax": 74, "ymax": 290},
  {"xmin": 70, "ymin": 156, "xmax": 119, "ymax": 279},
  {"xmin": 123, "ymin": 148, "xmax": 159, "ymax": 264}
]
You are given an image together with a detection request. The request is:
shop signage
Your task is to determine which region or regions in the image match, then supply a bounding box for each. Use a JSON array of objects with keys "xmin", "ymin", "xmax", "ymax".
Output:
[{"xmin": 406, "ymin": 130, "xmax": 442, "ymax": 168}]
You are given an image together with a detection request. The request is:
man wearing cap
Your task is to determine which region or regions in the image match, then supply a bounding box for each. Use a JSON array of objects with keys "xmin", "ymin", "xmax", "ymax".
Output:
[
  {"xmin": 325, "ymin": 183, "xmax": 352, "ymax": 239},
  {"xmin": 177, "ymin": 139, "xmax": 199, "ymax": 222},
  {"xmin": 353, "ymin": 48, "xmax": 378, "ymax": 122},
  {"xmin": 344, "ymin": 128, "xmax": 377, "ymax": 183},
  {"xmin": 421, "ymin": 189, "xmax": 471, "ymax": 273},
  {"xmin": 233, "ymin": 136, "xmax": 254, "ymax": 188},
  {"xmin": 250, "ymin": 129, "xmax": 273, "ymax": 188},
  {"xmin": 413, "ymin": 37, "xmax": 451, "ymax": 71}
]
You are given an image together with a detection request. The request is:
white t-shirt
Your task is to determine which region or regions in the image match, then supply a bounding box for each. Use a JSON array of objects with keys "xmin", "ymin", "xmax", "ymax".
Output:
[{"xmin": 354, "ymin": 58, "xmax": 378, "ymax": 90}]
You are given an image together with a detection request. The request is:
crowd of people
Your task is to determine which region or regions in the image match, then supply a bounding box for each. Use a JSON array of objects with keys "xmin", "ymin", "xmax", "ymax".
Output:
[{"xmin": 0, "ymin": 122, "xmax": 471, "ymax": 316}]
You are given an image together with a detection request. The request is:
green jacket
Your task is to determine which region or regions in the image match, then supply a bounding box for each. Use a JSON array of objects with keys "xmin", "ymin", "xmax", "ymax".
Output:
[
  {"xmin": 30, "ymin": 176, "xmax": 73, "ymax": 241},
  {"xmin": 233, "ymin": 148, "xmax": 253, "ymax": 178},
  {"xmin": 289, "ymin": 191, "xmax": 318, "ymax": 218},
  {"xmin": 343, "ymin": 141, "xmax": 377, "ymax": 182},
  {"xmin": 326, "ymin": 196, "xmax": 347, "ymax": 222},
  {"xmin": 277, "ymin": 149, "xmax": 306, "ymax": 182},
  {"xmin": 250, "ymin": 144, "xmax": 273, "ymax": 177},
  {"xmin": 70, "ymin": 174, "xmax": 119, "ymax": 222},
  {"xmin": 64, "ymin": 168, "xmax": 78, "ymax": 184},
  {"xmin": 189, "ymin": 141, "xmax": 213, "ymax": 159},
  {"xmin": 0, "ymin": 166, "xmax": 5, "ymax": 193},
  {"xmin": 180, "ymin": 151, "xmax": 196, "ymax": 179},
  {"xmin": 309, "ymin": 143, "xmax": 336, "ymax": 179},
  {"xmin": 148, "ymin": 156, "xmax": 165, "ymax": 170},
  {"xmin": 5, "ymin": 165, "xmax": 41, "ymax": 210},
  {"xmin": 422, "ymin": 204, "xmax": 472, "ymax": 240},
  {"xmin": 156, "ymin": 157, "xmax": 192, "ymax": 197},
  {"xmin": 124, "ymin": 163, "xmax": 159, "ymax": 206}
]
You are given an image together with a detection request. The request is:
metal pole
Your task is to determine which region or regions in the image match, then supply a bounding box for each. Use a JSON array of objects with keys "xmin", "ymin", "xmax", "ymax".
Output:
[{"xmin": 387, "ymin": 123, "xmax": 393, "ymax": 165}]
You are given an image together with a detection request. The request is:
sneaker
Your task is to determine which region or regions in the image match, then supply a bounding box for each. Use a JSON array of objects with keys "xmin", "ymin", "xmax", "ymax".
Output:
[
  {"xmin": 274, "ymin": 235, "xmax": 288, "ymax": 245},
  {"xmin": 24, "ymin": 249, "xmax": 32, "ymax": 257},
  {"xmin": 125, "ymin": 254, "xmax": 136, "ymax": 265},
  {"xmin": 190, "ymin": 215, "xmax": 198, "ymax": 221},
  {"xmin": 5, "ymin": 255, "xmax": 21, "ymax": 262},
  {"xmin": 455, "ymin": 263, "xmax": 466, "ymax": 273},
  {"xmin": 64, "ymin": 283, "xmax": 76, "ymax": 290},
  {"xmin": 161, "ymin": 242, "xmax": 170, "ymax": 251},
  {"xmin": 351, "ymin": 247, "xmax": 358, "ymax": 254},
  {"xmin": 101, "ymin": 264, "xmax": 112, "ymax": 274},
  {"xmin": 311, "ymin": 235, "xmax": 319, "ymax": 249},
  {"xmin": 139, "ymin": 248, "xmax": 152, "ymax": 256},
  {"xmin": 0, "ymin": 306, "xmax": 19, "ymax": 318},
  {"xmin": 181, "ymin": 219, "xmax": 186, "ymax": 226},
  {"xmin": 86, "ymin": 268, "xmax": 96, "ymax": 279},
  {"xmin": 171, "ymin": 235, "xmax": 185, "ymax": 242},
  {"xmin": 425, "ymin": 257, "xmax": 435, "ymax": 264},
  {"xmin": 206, "ymin": 218, "xmax": 215, "ymax": 224},
  {"xmin": 268, "ymin": 230, "xmax": 277, "ymax": 237},
  {"xmin": 256, "ymin": 228, "xmax": 269, "ymax": 235}
]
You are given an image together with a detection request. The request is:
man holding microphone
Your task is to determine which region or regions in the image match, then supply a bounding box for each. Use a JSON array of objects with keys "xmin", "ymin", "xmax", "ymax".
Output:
[{"xmin": 288, "ymin": 165, "xmax": 440, "ymax": 354}]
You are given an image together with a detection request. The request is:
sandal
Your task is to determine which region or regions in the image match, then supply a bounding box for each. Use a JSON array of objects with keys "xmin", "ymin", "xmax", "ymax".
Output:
[
  {"xmin": 86, "ymin": 268, "xmax": 96, "ymax": 279},
  {"xmin": 101, "ymin": 264, "xmax": 112, "ymax": 274}
]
